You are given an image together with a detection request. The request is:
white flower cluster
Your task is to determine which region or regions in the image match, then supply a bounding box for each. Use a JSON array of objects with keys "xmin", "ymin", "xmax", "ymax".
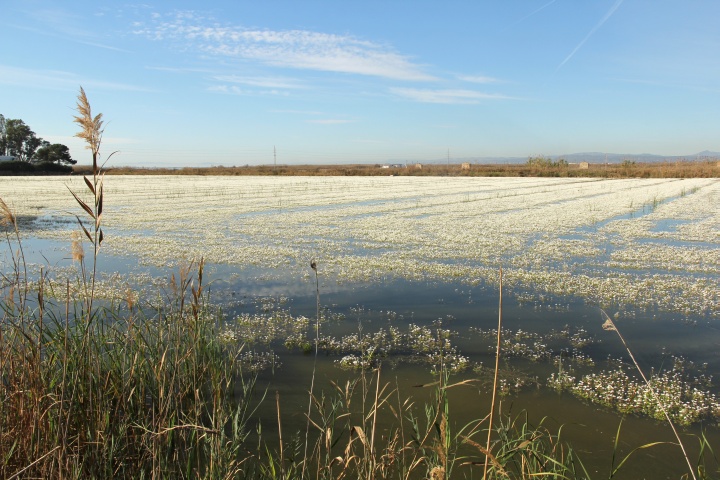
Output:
[
  {"xmin": 549, "ymin": 358, "xmax": 720, "ymax": 426},
  {"xmin": 237, "ymin": 350, "xmax": 280, "ymax": 373},
  {"xmin": 472, "ymin": 326, "xmax": 596, "ymax": 365}
]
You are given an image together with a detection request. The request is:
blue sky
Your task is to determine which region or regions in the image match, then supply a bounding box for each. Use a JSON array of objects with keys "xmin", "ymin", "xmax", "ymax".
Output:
[{"xmin": 2, "ymin": 1, "xmax": 719, "ymax": 167}]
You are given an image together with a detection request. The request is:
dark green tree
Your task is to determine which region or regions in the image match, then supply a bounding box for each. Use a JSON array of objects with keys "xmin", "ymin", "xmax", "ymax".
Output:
[
  {"xmin": 2, "ymin": 118, "xmax": 43, "ymax": 162},
  {"xmin": 0, "ymin": 114, "xmax": 7, "ymax": 156},
  {"xmin": 34, "ymin": 142, "xmax": 76, "ymax": 165}
]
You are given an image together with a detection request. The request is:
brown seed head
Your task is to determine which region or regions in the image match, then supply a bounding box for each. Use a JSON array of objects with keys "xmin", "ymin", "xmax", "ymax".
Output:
[
  {"xmin": 73, "ymin": 86, "xmax": 104, "ymax": 158},
  {"xmin": 601, "ymin": 318, "xmax": 616, "ymax": 331},
  {"xmin": 125, "ymin": 287, "xmax": 136, "ymax": 311},
  {"xmin": 0, "ymin": 197, "xmax": 16, "ymax": 228},
  {"xmin": 71, "ymin": 231, "xmax": 85, "ymax": 262}
]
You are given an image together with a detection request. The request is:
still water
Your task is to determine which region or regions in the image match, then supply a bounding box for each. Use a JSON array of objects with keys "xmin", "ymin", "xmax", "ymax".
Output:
[{"xmin": 213, "ymin": 264, "xmax": 720, "ymax": 479}]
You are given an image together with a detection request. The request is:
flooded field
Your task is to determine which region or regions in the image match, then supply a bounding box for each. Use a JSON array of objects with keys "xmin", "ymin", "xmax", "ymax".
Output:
[{"xmin": 2, "ymin": 175, "xmax": 719, "ymax": 477}]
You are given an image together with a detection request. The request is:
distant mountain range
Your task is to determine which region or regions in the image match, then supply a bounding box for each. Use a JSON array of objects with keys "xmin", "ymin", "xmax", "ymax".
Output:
[{"xmin": 422, "ymin": 150, "xmax": 720, "ymax": 165}]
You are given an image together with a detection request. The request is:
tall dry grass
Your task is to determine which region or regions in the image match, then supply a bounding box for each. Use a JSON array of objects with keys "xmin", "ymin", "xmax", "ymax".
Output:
[{"xmin": 0, "ymin": 88, "xmax": 257, "ymax": 478}]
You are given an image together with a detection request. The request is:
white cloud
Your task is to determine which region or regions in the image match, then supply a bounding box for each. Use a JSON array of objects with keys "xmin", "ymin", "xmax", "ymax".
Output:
[
  {"xmin": 134, "ymin": 11, "xmax": 436, "ymax": 81},
  {"xmin": 15, "ymin": 8, "xmax": 129, "ymax": 52},
  {"xmin": 208, "ymin": 85, "xmax": 289, "ymax": 96},
  {"xmin": 0, "ymin": 64, "xmax": 150, "ymax": 92},
  {"xmin": 390, "ymin": 88, "xmax": 509, "ymax": 104},
  {"xmin": 306, "ymin": 119, "xmax": 353, "ymax": 125},
  {"xmin": 147, "ymin": 65, "xmax": 214, "ymax": 74},
  {"xmin": 213, "ymin": 75, "xmax": 304, "ymax": 89},
  {"xmin": 457, "ymin": 74, "xmax": 500, "ymax": 84},
  {"xmin": 269, "ymin": 109, "xmax": 324, "ymax": 115}
]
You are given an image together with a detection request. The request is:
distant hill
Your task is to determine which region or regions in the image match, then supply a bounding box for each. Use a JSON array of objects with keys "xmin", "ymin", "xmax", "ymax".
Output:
[{"xmin": 418, "ymin": 151, "xmax": 720, "ymax": 165}]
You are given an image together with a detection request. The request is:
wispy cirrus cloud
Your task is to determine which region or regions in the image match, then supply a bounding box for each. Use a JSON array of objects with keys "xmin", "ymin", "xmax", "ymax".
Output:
[
  {"xmin": 207, "ymin": 85, "xmax": 289, "ymax": 96},
  {"xmin": 306, "ymin": 119, "xmax": 353, "ymax": 125},
  {"xmin": 269, "ymin": 109, "xmax": 324, "ymax": 115},
  {"xmin": 0, "ymin": 64, "xmax": 150, "ymax": 92},
  {"xmin": 390, "ymin": 87, "xmax": 510, "ymax": 104},
  {"xmin": 147, "ymin": 65, "xmax": 215, "ymax": 74},
  {"xmin": 457, "ymin": 74, "xmax": 500, "ymax": 84},
  {"xmin": 213, "ymin": 75, "xmax": 304, "ymax": 89},
  {"xmin": 12, "ymin": 7, "xmax": 129, "ymax": 52},
  {"xmin": 133, "ymin": 11, "xmax": 436, "ymax": 81}
]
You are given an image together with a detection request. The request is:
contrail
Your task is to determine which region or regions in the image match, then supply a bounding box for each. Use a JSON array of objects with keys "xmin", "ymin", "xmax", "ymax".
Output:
[
  {"xmin": 515, "ymin": 0, "xmax": 559, "ymax": 24},
  {"xmin": 557, "ymin": 0, "xmax": 625, "ymax": 71}
]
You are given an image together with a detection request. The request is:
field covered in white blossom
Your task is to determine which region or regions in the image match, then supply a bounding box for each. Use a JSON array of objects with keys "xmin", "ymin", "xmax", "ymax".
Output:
[
  {"xmin": 2, "ymin": 175, "xmax": 718, "ymax": 317},
  {"xmin": 4, "ymin": 175, "xmax": 720, "ymax": 467}
]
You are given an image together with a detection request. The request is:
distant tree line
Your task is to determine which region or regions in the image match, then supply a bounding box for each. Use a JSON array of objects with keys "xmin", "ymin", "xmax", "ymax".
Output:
[
  {"xmin": 526, "ymin": 155, "xmax": 568, "ymax": 168},
  {"xmin": 0, "ymin": 114, "xmax": 76, "ymax": 173}
]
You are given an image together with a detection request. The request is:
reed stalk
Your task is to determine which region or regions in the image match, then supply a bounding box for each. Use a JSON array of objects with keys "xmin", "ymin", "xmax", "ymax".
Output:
[
  {"xmin": 601, "ymin": 309, "xmax": 697, "ymax": 480},
  {"xmin": 484, "ymin": 267, "xmax": 503, "ymax": 479},
  {"xmin": 302, "ymin": 259, "xmax": 320, "ymax": 479}
]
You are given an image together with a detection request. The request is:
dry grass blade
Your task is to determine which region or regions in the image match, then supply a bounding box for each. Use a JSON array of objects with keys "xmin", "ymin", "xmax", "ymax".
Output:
[
  {"xmin": 68, "ymin": 188, "xmax": 95, "ymax": 219},
  {"xmin": 6, "ymin": 446, "xmax": 61, "ymax": 480},
  {"xmin": 83, "ymin": 176, "xmax": 96, "ymax": 195},
  {"xmin": 350, "ymin": 426, "xmax": 369, "ymax": 449},
  {"xmin": 444, "ymin": 379, "xmax": 478, "ymax": 389},
  {"xmin": 72, "ymin": 215, "xmax": 94, "ymax": 244},
  {"xmin": 96, "ymin": 185, "xmax": 103, "ymax": 224},
  {"xmin": 459, "ymin": 435, "xmax": 508, "ymax": 477}
]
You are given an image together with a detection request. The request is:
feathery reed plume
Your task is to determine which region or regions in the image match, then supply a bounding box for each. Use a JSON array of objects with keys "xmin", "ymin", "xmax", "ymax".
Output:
[
  {"xmin": 70, "ymin": 231, "xmax": 85, "ymax": 263},
  {"xmin": 124, "ymin": 286, "xmax": 136, "ymax": 312},
  {"xmin": 601, "ymin": 309, "xmax": 697, "ymax": 480},
  {"xmin": 0, "ymin": 197, "xmax": 16, "ymax": 228},
  {"xmin": 73, "ymin": 86, "xmax": 104, "ymax": 172}
]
